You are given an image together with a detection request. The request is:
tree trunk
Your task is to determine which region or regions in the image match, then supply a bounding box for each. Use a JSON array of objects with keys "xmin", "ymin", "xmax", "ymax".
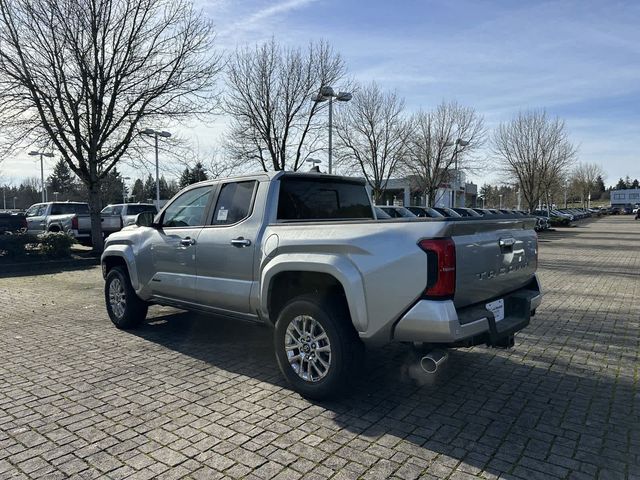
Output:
[{"xmin": 88, "ymin": 183, "xmax": 104, "ymax": 252}]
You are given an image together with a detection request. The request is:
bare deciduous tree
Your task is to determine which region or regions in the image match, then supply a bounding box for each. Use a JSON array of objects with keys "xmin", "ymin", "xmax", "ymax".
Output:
[
  {"xmin": 224, "ymin": 39, "xmax": 346, "ymax": 172},
  {"xmin": 570, "ymin": 162, "xmax": 605, "ymax": 207},
  {"xmin": 493, "ymin": 111, "xmax": 577, "ymax": 212},
  {"xmin": 0, "ymin": 0, "xmax": 222, "ymax": 250},
  {"xmin": 334, "ymin": 82, "xmax": 410, "ymax": 202},
  {"xmin": 403, "ymin": 101, "xmax": 484, "ymax": 206}
]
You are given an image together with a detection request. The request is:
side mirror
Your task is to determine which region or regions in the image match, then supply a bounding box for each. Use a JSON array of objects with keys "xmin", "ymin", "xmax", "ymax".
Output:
[{"xmin": 135, "ymin": 211, "xmax": 155, "ymax": 227}]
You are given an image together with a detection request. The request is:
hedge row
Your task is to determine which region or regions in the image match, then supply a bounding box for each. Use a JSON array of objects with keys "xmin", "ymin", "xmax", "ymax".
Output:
[{"xmin": 0, "ymin": 232, "xmax": 76, "ymax": 259}]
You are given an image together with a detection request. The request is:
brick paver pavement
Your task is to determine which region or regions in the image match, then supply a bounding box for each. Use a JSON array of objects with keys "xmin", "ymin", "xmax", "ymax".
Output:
[{"xmin": 0, "ymin": 216, "xmax": 638, "ymax": 479}]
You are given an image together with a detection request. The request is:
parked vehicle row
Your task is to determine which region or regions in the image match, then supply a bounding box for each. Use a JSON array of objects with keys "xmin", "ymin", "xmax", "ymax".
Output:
[
  {"xmin": 19, "ymin": 201, "xmax": 158, "ymax": 244},
  {"xmin": 374, "ymin": 204, "xmax": 603, "ymax": 232}
]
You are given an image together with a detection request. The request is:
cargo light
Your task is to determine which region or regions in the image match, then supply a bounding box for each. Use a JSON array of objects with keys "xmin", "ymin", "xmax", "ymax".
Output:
[{"xmin": 418, "ymin": 238, "xmax": 456, "ymax": 299}]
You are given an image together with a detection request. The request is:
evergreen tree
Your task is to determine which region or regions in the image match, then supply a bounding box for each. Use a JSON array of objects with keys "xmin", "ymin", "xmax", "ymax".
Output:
[
  {"xmin": 100, "ymin": 168, "xmax": 125, "ymax": 204},
  {"xmin": 179, "ymin": 167, "xmax": 191, "ymax": 188},
  {"xmin": 143, "ymin": 174, "xmax": 156, "ymax": 201},
  {"xmin": 131, "ymin": 179, "xmax": 144, "ymax": 202},
  {"xmin": 632, "ymin": 179, "xmax": 639, "ymax": 189},
  {"xmin": 159, "ymin": 176, "xmax": 171, "ymax": 199},
  {"xmin": 179, "ymin": 162, "xmax": 208, "ymax": 188},
  {"xmin": 167, "ymin": 180, "xmax": 181, "ymax": 198},
  {"xmin": 615, "ymin": 178, "xmax": 627, "ymax": 190},
  {"xmin": 190, "ymin": 161, "xmax": 208, "ymax": 183},
  {"xmin": 48, "ymin": 158, "xmax": 77, "ymax": 198}
]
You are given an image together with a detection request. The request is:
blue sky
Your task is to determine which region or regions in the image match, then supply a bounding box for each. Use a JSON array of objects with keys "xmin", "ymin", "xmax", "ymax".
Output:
[
  {"xmin": 2, "ymin": 0, "xmax": 639, "ymax": 187},
  {"xmin": 202, "ymin": 0, "xmax": 640, "ymax": 185}
]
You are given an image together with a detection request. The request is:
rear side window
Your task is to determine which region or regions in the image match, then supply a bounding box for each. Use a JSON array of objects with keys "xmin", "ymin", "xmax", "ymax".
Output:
[
  {"xmin": 277, "ymin": 178, "xmax": 373, "ymax": 220},
  {"xmin": 50, "ymin": 203, "xmax": 89, "ymax": 215},
  {"xmin": 211, "ymin": 181, "xmax": 257, "ymax": 225}
]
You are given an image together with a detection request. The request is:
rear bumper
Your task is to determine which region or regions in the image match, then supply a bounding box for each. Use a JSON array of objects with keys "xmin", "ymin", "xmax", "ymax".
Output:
[{"xmin": 393, "ymin": 275, "xmax": 542, "ymax": 345}]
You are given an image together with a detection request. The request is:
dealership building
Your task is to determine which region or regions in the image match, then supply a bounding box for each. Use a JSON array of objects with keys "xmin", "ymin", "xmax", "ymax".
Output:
[{"xmin": 610, "ymin": 189, "xmax": 640, "ymax": 207}]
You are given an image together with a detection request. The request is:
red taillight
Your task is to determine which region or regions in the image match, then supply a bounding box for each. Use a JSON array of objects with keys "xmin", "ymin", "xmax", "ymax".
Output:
[
  {"xmin": 418, "ymin": 238, "xmax": 456, "ymax": 299},
  {"xmin": 71, "ymin": 216, "xmax": 78, "ymax": 230}
]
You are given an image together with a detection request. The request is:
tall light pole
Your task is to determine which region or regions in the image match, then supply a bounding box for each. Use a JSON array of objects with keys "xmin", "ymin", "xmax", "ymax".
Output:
[
  {"xmin": 28, "ymin": 151, "xmax": 54, "ymax": 202},
  {"xmin": 122, "ymin": 177, "xmax": 131, "ymax": 203},
  {"xmin": 142, "ymin": 129, "xmax": 171, "ymax": 206},
  {"xmin": 2, "ymin": 187, "xmax": 5, "ymax": 210},
  {"xmin": 444, "ymin": 138, "xmax": 469, "ymax": 208},
  {"xmin": 499, "ymin": 194, "xmax": 503, "ymax": 209},
  {"xmin": 312, "ymin": 86, "xmax": 352, "ymax": 174}
]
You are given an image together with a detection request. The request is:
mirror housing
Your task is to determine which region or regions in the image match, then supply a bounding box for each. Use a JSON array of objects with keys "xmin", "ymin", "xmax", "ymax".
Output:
[{"xmin": 135, "ymin": 211, "xmax": 156, "ymax": 228}]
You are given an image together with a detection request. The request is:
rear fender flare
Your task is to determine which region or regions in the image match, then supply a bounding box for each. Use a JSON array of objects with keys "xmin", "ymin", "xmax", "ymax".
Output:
[{"xmin": 260, "ymin": 254, "xmax": 368, "ymax": 333}]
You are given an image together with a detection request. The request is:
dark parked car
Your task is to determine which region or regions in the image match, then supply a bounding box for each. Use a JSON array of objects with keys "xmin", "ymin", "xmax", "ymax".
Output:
[
  {"xmin": 432, "ymin": 207, "xmax": 462, "ymax": 218},
  {"xmin": 452, "ymin": 208, "xmax": 481, "ymax": 217},
  {"xmin": 374, "ymin": 207, "xmax": 392, "ymax": 219},
  {"xmin": 406, "ymin": 206, "xmax": 444, "ymax": 218},
  {"xmin": 472, "ymin": 208, "xmax": 496, "ymax": 216},
  {"xmin": 376, "ymin": 205, "xmax": 417, "ymax": 218},
  {"xmin": 0, "ymin": 212, "xmax": 27, "ymax": 234}
]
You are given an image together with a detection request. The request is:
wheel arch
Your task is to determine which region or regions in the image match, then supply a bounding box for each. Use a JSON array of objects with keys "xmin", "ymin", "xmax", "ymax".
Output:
[
  {"xmin": 261, "ymin": 255, "xmax": 368, "ymax": 332},
  {"xmin": 101, "ymin": 246, "xmax": 140, "ymax": 291}
]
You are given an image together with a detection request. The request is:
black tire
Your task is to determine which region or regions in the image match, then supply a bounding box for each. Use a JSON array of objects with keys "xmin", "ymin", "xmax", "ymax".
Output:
[
  {"xmin": 274, "ymin": 294, "xmax": 363, "ymax": 400},
  {"xmin": 105, "ymin": 266, "xmax": 148, "ymax": 329}
]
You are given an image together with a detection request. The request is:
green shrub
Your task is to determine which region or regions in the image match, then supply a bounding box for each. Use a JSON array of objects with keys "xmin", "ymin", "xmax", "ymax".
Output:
[
  {"xmin": 39, "ymin": 231, "xmax": 76, "ymax": 258},
  {"xmin": 0, "ymin": 233, "xmax": 38, "ymax": 259}
]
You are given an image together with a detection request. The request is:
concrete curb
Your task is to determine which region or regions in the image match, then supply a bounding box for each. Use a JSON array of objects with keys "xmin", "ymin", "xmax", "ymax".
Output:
[{"xmin": 0, "ymin": 256, "xmax": 100, "ymax": 277}]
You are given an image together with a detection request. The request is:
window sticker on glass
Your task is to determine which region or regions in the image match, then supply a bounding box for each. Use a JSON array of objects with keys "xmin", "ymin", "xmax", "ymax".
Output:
[{"xmin": 217, "ymin": 208, "xmax": 228, "ymax": 221}]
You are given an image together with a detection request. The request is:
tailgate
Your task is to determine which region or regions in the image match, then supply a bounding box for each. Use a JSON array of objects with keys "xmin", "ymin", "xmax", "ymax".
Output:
[
  {"xmin": 446, "ymin": 218, "xmax": 537, "ymax": 308},
  {"xmin": 100, "ymin": 215, "xmax": 121, "ymax": 232},
  {"xmin": 78, "ymin": 215, "xmax": 92, "ymax": 234}
]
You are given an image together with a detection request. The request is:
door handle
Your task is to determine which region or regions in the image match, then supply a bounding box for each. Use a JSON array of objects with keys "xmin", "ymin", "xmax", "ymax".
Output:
[
  {"xmin": 230, "ymin": 237, "xmax": 251, "ymax": 247},
  {"xmin": 499, "ymin": 237, "xmax": 516, "ymax": 247},
  {"xmin": 180, "ymin": 237, "xmax": 196, "ymax": 246}
]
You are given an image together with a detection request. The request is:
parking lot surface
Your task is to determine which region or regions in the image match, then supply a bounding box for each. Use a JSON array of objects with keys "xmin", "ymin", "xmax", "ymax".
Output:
[{"xmin": 1, "ymin": 216, "xmax": 639, "ymax": 479}]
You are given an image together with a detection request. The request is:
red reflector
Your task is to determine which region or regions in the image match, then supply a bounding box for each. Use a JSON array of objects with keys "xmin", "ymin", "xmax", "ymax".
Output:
[
  {"xmin": 71, "ymin": 216, "xmax": 78, "ymax": 230},
  {"xmin": 418, "ymin": 238, "xmax": 456, "ymax": 298}
]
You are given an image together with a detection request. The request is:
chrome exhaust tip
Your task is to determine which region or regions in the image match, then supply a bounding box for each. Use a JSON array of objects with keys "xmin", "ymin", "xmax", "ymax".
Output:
[{"xmin": 420, "ymin": 350, "xmax": 448, "ymax": 374}]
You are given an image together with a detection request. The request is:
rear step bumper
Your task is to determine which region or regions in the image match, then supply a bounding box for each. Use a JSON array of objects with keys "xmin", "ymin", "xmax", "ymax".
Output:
[{"xmin": 393, "ymin": 274, "xmax": 542, "ymax": 345}]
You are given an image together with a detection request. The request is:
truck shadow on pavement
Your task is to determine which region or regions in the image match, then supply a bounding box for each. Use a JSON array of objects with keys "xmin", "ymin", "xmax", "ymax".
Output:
[{"xmin": 130, "ymin": 308, "xmax": 637, "ymax": 479}]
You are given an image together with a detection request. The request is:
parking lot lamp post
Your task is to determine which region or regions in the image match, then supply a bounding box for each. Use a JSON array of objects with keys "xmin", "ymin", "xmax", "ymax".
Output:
[
  {"xmin": 142, "ymin": 129, "xmax": 171, "ymax": 206},
  {"xmin": 2, "ymin": 188, "xmax": 5, "ymax": 209},
  {"xmin": 499, "ymin": 194, "xmax": 503, "ymax": 209},
  {"xmin": 122, "ymin": 177, "xmax": 131, "ymax": 203},
  {"xmin": 312, "ymin": 86, "xmax": 352, "ymax": 174},
  {"xmin": 13, "ymin": 197, "xmax": 17, "ymax": 209},
  {"xmin": 444, "ymin": 139, "xmax": 469, "ymax": 208},
  {"xmin": 28, "ymin": 151, "xmax": 54, "ymax": 202}
]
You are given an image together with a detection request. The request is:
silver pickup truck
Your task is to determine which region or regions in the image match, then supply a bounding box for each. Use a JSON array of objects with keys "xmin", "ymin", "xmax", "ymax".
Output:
[
  {"xmin": 101, "ymin": 172, "xmax": 542, "ymax": 399},
  {"xmin": 25, "ymin": 202, "xmax": 93, "ymax": 244},
  {"xmin": 100, "ymin": 203, "xmax": 158, "ymax": 236}
]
